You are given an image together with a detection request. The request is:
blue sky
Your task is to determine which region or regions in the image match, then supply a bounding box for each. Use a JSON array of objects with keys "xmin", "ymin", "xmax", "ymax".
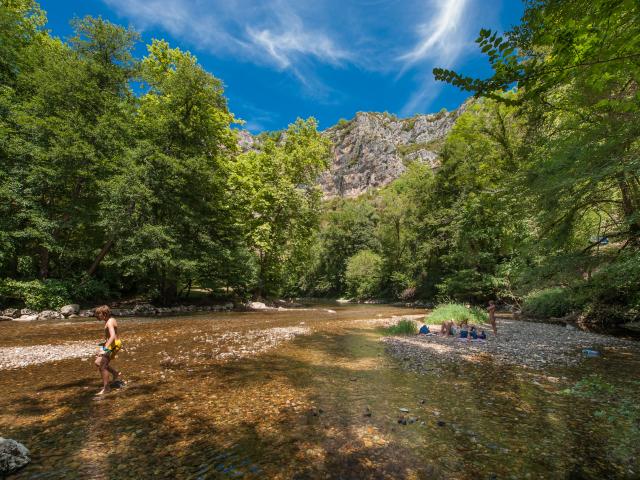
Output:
[{"xmin": 40, "ymin": 0, "xmax": 524, "ymax": 132}]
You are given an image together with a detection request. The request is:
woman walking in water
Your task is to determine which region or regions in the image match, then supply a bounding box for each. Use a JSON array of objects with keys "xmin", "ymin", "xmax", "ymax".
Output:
[{"xmin": 94, "ymin": 305, "xmax": 122, "ymax": 396}]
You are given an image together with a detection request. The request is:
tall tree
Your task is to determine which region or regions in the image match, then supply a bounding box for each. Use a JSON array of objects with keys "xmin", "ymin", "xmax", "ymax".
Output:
[
  {"xmin": 232, "ymin": 119, "xmax": 330, "ymax": 297},
  {"xmin": 434, "ymin": 0, "xmax": 640, "ymax": 246}
]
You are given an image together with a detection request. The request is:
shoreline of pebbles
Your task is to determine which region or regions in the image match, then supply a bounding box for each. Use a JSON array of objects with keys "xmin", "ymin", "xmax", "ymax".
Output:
[
  {"xmin": 383, "ymin": 317, "xmax": 640, "ymax": 371},
  {"xmin": 0, "ymin": 302, "xmax": 236, "ymax": 322}
]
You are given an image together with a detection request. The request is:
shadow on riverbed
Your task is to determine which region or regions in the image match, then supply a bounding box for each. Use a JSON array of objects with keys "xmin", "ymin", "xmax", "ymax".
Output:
[{"xmin": 2, "ymin": 310, "xmax": 639, "ymax": 479}]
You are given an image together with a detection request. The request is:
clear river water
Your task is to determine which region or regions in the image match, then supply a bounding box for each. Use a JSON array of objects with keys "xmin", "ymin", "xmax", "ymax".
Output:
[{"xmin": 0, "ymin": 304, "xmax": 638, "ymax": 479}]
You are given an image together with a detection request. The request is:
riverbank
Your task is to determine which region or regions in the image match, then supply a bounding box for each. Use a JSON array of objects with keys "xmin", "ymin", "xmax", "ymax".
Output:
[
  {"xmin": 383, "ymin": 316, "xmax": 640, "ymax": 371},
  {"xmin": 0, "ymin": 299, "xmax": 329, "ymax": 322}
]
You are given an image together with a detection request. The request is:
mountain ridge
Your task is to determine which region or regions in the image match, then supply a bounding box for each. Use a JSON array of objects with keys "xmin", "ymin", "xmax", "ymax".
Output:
[{"xmin": 239, "ymin": 102, "xmax": 467, "ymax": 198}]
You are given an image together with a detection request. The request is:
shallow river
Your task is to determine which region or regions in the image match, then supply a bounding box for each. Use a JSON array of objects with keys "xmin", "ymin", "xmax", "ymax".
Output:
[{"xmin": 1, "ymin": 305, "xmax": 638, "ymax": 479}]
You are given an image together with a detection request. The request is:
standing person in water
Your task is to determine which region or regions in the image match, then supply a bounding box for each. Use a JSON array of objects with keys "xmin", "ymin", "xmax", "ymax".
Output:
[
  {"xmin": 487, "ymin": 301, "xmax": 497, "ymax": 337},
  {"xmin": 94, "ymin": 305, "xmax": 122, "ymax": 396}
]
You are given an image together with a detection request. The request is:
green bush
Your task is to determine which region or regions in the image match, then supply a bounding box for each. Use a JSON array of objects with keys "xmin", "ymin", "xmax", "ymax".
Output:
[
  {"xmin": 436, "ymin": 269, "xmax": 500, "ymax": 304},
  {"xmin": 427, "ymin": 303, "xmax": 488, "ymax": 325},
  {"xmin": 0, "ymin": 277, "xmax": 116, "ymax": 310},
  {"xmin": 345, "ymin": 249, "xmax": 383, "ymax": 300},
  {"xmin": 576, "ymin": 253, "xmax": 640, "ymax": 315},
  {"xmin": 0, "ymin": 279, "xmax": 72, "ymax": 310},
  {"xmin": 522, "ymin": 287, "xmax": 574, "ymax": 318},
  {"xmin": 382, "ymin": 318, "xmax": 418, "ymax": 335}
]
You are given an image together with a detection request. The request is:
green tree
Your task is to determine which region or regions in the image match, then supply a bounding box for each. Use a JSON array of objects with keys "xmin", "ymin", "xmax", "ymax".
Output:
[
  {"xmin": 1, "ymin": 16, "xmax": 137, "ymax": 280},
  {"xmin": 434, "ymin": 0, "xmax": 640, "ymax": 246},
  {"xmin": 345, "ymin": 249, "xmax": 383, "ymax": 300},
  {"xmin": 99, "ymin": 40, "xmax": 239, "ymax": 303},
  {"xmin": 232, "ymin": 118, "xmax": 330, "ymax": 298}
]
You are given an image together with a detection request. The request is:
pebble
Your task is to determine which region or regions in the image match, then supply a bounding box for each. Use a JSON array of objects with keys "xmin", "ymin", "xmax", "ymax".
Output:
[
  {"xmin": 0, "ymin": 341, "xmax": 97, "ymax": 370},
  {"xmin": 382, "ymin": 318, "xmax": 640, "ymax": 371}
]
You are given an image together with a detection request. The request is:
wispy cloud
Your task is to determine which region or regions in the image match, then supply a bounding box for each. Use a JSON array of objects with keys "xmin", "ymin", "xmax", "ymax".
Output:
[
  {"xmin": 102, "ymin": 0, "xmax": 350, "ymax": 95},
  {"xmin": 100, "ymin": 0, "xmax": 507, "ymax": 126},
  {"xmin": 398, "ymin": 0, "xmax": 473, "ymax": 115}
]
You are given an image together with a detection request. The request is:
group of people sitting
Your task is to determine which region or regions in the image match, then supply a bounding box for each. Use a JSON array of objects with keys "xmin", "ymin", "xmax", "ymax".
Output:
[{"xmin": 418, "ymin": 320, "xmax": 488, "ymax": 341}]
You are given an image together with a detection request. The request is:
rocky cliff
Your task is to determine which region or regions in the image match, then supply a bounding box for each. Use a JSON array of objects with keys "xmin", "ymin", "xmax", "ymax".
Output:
[
  {"xmin": 319, "ymin": 107, "xmax": 463, "ymax": 198},
  {"xmin": 238, "ymin": 104, "xmax": 465, "ymax": 198}
]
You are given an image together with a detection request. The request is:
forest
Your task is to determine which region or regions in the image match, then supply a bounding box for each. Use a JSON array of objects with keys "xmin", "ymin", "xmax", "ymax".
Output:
[{"xmin": 1, "ymin": 0, "xmax": 639, "ymax": 330}]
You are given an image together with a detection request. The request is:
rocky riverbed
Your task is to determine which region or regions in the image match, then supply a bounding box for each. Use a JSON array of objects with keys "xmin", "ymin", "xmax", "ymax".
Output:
[
  {"xmin": 383, "ymin": 316, "xmax": 640, "ymax": 371},
  {"xmin": 1, "ymin": 305, "xmax": 639, "ymax": 479}
]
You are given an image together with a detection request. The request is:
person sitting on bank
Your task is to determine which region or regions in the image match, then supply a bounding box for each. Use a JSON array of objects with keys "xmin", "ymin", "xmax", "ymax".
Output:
[
  {"xmin": 418, "ymin": 324, "xmax": 430, "ymax": 335},
  {"xmin": 440, "ymin": 320, "xmax": 456, "ymax": 336}
]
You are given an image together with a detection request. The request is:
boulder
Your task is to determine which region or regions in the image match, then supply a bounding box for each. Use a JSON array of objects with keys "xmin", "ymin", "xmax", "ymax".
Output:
[
  {"xmin": 59, "ymin": 304, "xmax": 80, "ymax": 317},
  {"xmin": 38, "ymin": 310, "xmax": 64, "ymax": 321},
  {"xmin": 3, "ymin": 308, "xmax": 19, "ymax": 318},
  {"xmin": 15, "ymin": 315, "xmax": 39, "ymax": 322},
  {"xmin": 0, "ymin": 438, "xmax": 30, "ymax": 475},
  {"xmin": 247, "ymin": 301, "xmax": 268, "ymax": 310},
  {"xmin": 133, "ymin": 303, "xmax": 156, "ymax": 315},
  {"xmin": 224, "ymin": 303, "xmax": 234, "ymax": 310},
  {"xmin": 0, "ymin": 316, "xmax": 14, "ymax": 322},
  {"xmin": 79, "ymin": 309, "xmax": 95, "ymax": 317},
  {"xmin": 20, "ymin": 308, "xmax": 36, "ymax": 316}
]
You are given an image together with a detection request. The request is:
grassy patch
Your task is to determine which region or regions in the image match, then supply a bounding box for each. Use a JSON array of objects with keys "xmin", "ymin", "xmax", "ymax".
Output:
[
  {"xmin": 381, "ymin": 318, "xmax": 418, "ymax": 335},
  {"xmin": 427, "ymin": 303, "xmax": 488, "ymax": 325}
]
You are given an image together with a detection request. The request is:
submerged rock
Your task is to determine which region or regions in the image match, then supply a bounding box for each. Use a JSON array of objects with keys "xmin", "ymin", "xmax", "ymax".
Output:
[{"xmin": 0, "ymin": 438, "xmax": 30, "ymax": 474}]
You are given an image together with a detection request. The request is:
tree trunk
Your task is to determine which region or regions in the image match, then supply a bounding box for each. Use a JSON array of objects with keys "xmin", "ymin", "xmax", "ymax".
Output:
[
  {"xmin": 38, "ymin": 247, "xmax": 49, "ymax": 279},
  {"xmin": 618, "ymin": 174, "xmax": 640, "ymax": 238},
  {"xmin": 87, "ymin": 239, "xmax": 115, "ymax": 276}
]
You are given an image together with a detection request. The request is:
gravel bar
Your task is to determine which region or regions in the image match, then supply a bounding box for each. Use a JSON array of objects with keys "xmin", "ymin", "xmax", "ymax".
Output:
[
  {"xmin": 383, "ymin": 317, "xmax": 640, "ymax": 371},
  {"xmin": 0, "ymin": 341, "xmax": 98, "ymax": 370}
]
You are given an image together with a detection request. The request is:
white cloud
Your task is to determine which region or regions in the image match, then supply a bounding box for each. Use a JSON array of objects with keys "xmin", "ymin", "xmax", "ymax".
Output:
[
  {"xmin": 400, "ymin": 0, "xmax": 469, "ymax": 68},
  {"xmin": 102, "ymin": 0, "xmax": 350, "ymax": 91},
  {"xmin": 398, "ymin": 0, "xmax": 474, "ymax": 115}
]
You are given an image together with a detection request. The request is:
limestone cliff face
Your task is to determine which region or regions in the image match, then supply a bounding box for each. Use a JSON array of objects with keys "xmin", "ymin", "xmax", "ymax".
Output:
[
  {"xmin": 319, "ymin": 107, "xmax": 463, "ymax": 198},
  {"xmin": 238, "ymin": 104, "xmax": 464, "ymax": 198}
]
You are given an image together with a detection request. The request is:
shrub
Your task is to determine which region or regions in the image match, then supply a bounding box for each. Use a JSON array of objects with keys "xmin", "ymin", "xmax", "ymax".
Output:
[
  {"xmin": 0, "ymin": 279, "xmax": 72, "ymax": 310},
  {"xmin": 427, "ymin": 303, "xmax": 488, "ymax": 325},
  {"xmin": 522, "ymin": 287, "xmax": 574, "ymax": 318},
  {"xmin": 436, "ymin": 269, "xmax": 499, "ymax": 304},
  {"xmin": 345, "ymin": 250, "xmax": 383, "ymax": 300},
  {"xmin": 382, "ymin": 318, "xmax": 417, "ymax": 335},
  {"xmin": 0, "ymin": 277, "xmax": 117, "ymax": 310}
]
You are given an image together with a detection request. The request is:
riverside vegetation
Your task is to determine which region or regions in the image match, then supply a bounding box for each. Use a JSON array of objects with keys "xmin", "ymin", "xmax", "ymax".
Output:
[
  {"xmin": 1, "ymin": 1, "xmax": 640, "ymax": 478},
  {"xmin": 1, "ymin": 0, "xmax": 640, "ymax": 334}
]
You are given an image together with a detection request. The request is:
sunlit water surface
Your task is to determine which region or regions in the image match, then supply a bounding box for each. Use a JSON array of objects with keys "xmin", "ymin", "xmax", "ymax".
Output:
[{"xmin": 1, "ymin": 305, "xmax": 638, "ymax": 479}]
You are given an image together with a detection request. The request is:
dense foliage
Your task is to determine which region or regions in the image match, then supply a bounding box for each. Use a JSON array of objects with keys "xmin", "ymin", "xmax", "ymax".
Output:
[
  {"xmin": 0, "ymin": 1, "xmax": 329, "ymax": 306},
  {"xmin": 1, "ymin": 0, "xmax": 638, "ymax": 329},
  {"xmin": 299, "ymin": 0, "xmax": 639, "ymax": 328}
]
